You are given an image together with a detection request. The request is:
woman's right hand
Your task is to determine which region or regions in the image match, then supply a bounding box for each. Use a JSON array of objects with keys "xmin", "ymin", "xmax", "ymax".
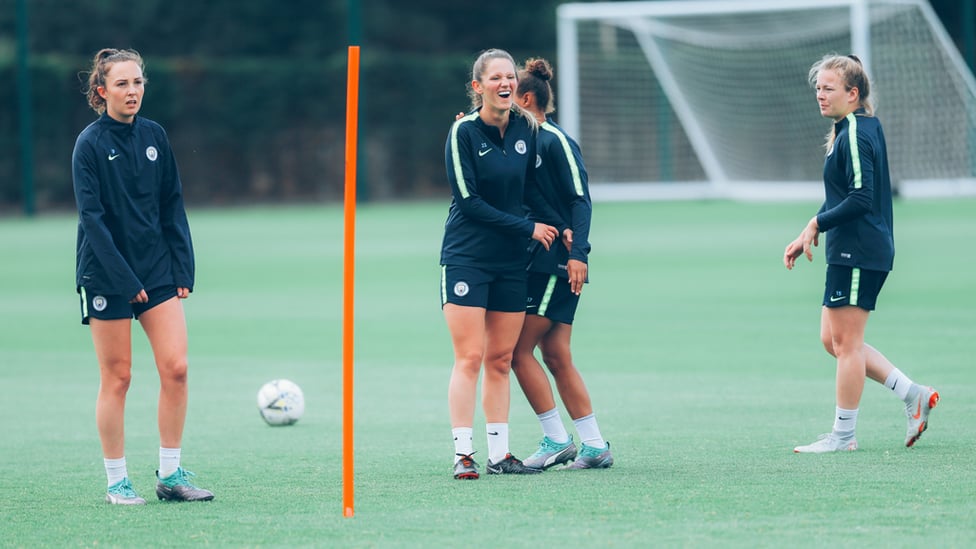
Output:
[
  {"xmin": 532, "ymin": 223, "xmax": 559, "ymax": 251},
  {"xmin": 130, "ymin": 289, "xmax": 148, "ymax": 303},
  {"xmin": 784, "ymin": 217, "xmax": 820, "ymax": 270}
]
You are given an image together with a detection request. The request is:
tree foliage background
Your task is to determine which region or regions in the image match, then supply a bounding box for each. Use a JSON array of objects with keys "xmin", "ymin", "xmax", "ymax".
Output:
[{"xmin": 1, "ymin": 0, "xmax": 971, "ymax": 211}]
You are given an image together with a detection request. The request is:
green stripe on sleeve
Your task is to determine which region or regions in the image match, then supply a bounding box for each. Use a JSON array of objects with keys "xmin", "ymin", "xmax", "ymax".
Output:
[
  {"xmin": 450, "ymin": 114, "xmax": 479, "ymax": 199},
  {"xmin": 541, "ymin": 122, "xmax": 584, "ymax": 196},
  {"xmin": 846, "ymin": 113, "xmax": 862, "ymax": 189}
]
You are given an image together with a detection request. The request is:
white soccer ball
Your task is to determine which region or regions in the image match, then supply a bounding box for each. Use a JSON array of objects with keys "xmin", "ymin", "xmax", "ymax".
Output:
[{"xmin": 256, "ymin": 379, "xmax": 305, "ymax": 426}]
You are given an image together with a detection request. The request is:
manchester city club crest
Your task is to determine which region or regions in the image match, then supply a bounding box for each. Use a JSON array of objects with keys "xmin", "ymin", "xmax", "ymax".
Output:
[
  {"xmin": 453, "ymin": 281, "xmax": 469, "ymax": 297},
  {"xmin": 93, "ymin": 296, "xmax": 108, "ymax": 311},
  {"xmin": 515, "ymin": 140, "xmax": 527, "ymax": 155},
  {"xmin": 146, "ymin": 146, "xmax": 158, "ymax": 161}
]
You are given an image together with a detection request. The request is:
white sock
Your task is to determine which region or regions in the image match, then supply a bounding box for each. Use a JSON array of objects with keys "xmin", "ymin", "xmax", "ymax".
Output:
[
  {"xmin": 884, "ymin": 368, "xmax": 914, "ymax": 401},
  {"xmin": 452, "ymin": 427, "xmax": 474, "ymax": 462},
  {"xmin": 573, "ymin": 413, "xmax": 606, "ymax": 449},
  {"xmin": 104, "ymin": 457, "xmax": 128, "ymax": 487},
  {"xmin": 159, "ymin": 447, "xmax": 181, "ymax": 478},
  {"xmin": 832, "ymin": 407, "xmax": 858, "ymax": 438},
  {"xmin": 537, "ymin": 408, "xmax": 570, "ymax": 444},
  {"xmin": 486, "ymin": 423, "xmax": 510, "ymax": 464}
]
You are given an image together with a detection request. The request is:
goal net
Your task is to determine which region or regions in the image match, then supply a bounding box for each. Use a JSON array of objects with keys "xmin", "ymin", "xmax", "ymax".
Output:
[{"xmin": 556, "ymin": 0, "xmax": 976, "ymax": 200}]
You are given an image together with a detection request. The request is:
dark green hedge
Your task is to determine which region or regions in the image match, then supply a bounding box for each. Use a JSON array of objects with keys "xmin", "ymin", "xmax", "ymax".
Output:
[{"xmin": 1, "ymin": 0, "xmax": 567, "ymax": 211}]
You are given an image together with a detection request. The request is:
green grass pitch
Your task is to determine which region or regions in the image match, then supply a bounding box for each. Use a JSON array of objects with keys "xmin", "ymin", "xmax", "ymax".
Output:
[{"xmin": 2, "ymin": 198, "xmax": 975, "ymax": 547}]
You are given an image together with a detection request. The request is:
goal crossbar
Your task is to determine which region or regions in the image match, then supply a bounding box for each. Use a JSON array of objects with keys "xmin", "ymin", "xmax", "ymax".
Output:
[{"xmin": 557, "ymin": 0, "xmax": 976, "ymax": 201}]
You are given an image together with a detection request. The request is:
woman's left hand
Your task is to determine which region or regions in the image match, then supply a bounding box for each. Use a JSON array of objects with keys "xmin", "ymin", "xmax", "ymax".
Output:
[{"xmin": 566, "ymin": 259, "xmax": 587, "ymax": 296}]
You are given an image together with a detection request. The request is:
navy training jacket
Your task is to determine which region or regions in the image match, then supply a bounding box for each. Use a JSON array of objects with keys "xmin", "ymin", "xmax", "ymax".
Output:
[
  {"xmin": 72, "ymin": 113, "xmax": 194, "ymax": 299},
  {"xmin": 816, "ymin": 109, "xmax": 894, "ymax": 272},
  {"xmin": 526, "ymin": 119, "xmax": 592, "ymax": 279},
  {"xmin": 441, "ymin": 110, "xmax": 539, "ymax": 271}
]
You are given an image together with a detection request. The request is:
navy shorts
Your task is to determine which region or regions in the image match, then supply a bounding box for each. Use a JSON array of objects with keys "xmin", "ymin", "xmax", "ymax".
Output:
[
  {"xmin": 823, "ymin": 265, "xmax": 888, "ymax": 311},
  {"xmin": 526, "ymin": 272, "xmax": 580, "ymax": 325},
  {"xmin": 441, "ymin": 265, "xmax": 527, "ymax": 312},
  {"xmin": 79, "ymin": 285, "xmax": 178, "ymax": 325}
]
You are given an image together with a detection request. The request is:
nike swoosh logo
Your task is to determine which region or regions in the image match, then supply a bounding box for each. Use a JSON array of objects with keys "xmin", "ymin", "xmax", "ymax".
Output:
[
  {"xmin": 108, "ymin": 153, "xmax": 121, "ymax": 161},
  {"xmin": 829, "ymin": 295, "xmax": 846, "ymax": 302},
  {"xmin": 478, "ymin": 148, "xmax": 492, "ymax": 157},
  {"xmin": 912, "ymin": 402, "xmax": 922, "ymax": 420},
  {"xmin": 487, "ymin": 431, "xmax": 499, "ymax": 436}
]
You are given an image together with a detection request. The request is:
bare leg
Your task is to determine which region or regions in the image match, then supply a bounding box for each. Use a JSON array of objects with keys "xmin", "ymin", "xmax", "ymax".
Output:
[
  {"xmin": 481, "ymin": 310, "xmax": 525, "ymax": 423},
  {"xmin": 512, "ymin": 314, "xmax": 557, "ymax": 415},
  {"xmin": 538, "ymin": 322, "xmax": 593, "ymax": 420},
  {"xmin": 444, "ymin": 304, "xmax": 485, "ymax": 428},
  {"xmin": 139, "ymin": 297, "xmax": 188, "ymax": 448},
  {"xmin": 90, "ymin": 318, "xmax": 134, "ymax": 459},
  {"xmin": 820, "ymin": 308, "xmax": 896, "ymax": 387},
  {"xmin": 864, "ymin": 343, "xmax": 896, "ymax": 384},
  {"xmin": 821, "ymin": 306, "xmax": 869, "ymax": 409}
]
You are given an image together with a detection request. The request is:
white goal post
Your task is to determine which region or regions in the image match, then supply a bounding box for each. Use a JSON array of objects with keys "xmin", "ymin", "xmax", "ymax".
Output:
[{"xmin": 556, "ymin": 0, "xmax": 976, "ymax": 201}]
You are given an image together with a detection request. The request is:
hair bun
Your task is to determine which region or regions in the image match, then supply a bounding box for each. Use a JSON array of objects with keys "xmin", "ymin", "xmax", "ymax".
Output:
[{"xmin": 526, "ymin": 58, "xmax": 553, "ymax": 81}]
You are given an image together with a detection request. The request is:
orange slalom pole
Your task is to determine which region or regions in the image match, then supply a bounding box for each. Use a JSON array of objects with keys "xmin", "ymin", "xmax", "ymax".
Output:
[{"xmin": 342, "ymin": 45, "xmax": 359, "ymax": 518}]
